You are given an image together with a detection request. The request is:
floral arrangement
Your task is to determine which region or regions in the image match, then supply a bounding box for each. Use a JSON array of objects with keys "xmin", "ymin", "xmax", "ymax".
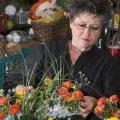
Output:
[
  {"xmin": 34, "ymin": 76, "xmax": 85, "ymax": 120},
  {"xmin": 94, "ymin": 95, "xmax": 120, "ymax": 120},
  {"xmin": 31, "ymin": 0, "xmax": 64, "ymax": 23}
]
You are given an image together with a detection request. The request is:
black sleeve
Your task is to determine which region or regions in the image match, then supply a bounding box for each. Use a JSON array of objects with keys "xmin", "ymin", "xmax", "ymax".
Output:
[{"xmin": 103, "ymin": 58, "xmax": 120, "ymax": 97}]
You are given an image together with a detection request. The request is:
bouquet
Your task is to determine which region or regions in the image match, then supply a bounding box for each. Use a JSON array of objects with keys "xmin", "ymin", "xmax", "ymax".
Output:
[
  {"xmin": 34, "ymin": 76, "xmax": 85, "ymax": 120},
  {"xmin": 94, "ymin": 95, "xmax": 120, "ymax": 120}
]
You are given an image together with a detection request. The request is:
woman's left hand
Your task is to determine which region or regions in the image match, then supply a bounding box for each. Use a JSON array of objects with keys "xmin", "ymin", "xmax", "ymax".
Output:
[{"xmin": 78, "ymin": 96, "xmax": 97, "ymax": 118}]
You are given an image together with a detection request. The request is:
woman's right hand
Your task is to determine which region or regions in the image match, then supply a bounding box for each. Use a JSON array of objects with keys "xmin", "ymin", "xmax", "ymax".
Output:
[{"xmin": 78, "ymin": 96, "xmax": 97, "ymax": 118}]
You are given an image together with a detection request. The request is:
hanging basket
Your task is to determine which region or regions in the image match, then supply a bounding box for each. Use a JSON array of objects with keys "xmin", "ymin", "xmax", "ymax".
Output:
[{"xmin": 31, "ymin": 17, "xmax": 71, "ymax": 43}]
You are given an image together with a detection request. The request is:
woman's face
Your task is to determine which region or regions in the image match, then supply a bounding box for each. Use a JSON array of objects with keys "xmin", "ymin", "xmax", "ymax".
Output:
[{"xmin": 70, "ymin": 13, "xmax": 103, "ymax": 51}]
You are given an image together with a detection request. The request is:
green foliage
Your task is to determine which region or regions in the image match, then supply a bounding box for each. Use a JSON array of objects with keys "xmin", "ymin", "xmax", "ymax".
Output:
[{"xmin": 57, "ymin": 0, "xmax": 72, "ymax": 10}]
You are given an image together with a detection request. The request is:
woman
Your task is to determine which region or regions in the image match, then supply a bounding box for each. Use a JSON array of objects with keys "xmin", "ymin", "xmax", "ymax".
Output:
[{"xmin": 4, "ymin": 0, "xmax": 120, "ymax": 120}]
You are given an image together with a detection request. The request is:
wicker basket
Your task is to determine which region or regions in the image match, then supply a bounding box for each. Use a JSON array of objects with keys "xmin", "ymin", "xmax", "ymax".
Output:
[
  {"xmin": 31, "ymin": 17, "xmax": 71, "ymax": 42},
  {"xmin": 5, "ymin": 42, "xmax": 21, "ymax": 56}
]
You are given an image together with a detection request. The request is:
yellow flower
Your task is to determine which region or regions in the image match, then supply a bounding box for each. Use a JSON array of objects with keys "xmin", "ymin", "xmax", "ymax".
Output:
[
  {"xmin": 71, "ymin": 84, "xmax": 76, "ymax": 89},
  {"xmin": 15, "ymin": 85, "xmax": 25, "ymax": 96},
  {"xmin": 44, "ymin": 77, "xmax": 52, "ymax": 87},
  {"xmin": 16, "ymin": 99, "xmax": 21, "ymax": 105},
  {"xmin": 48, "ymin": 117, "xmax": 53, "ymax": 120},
  {"xmin": 107, "ymin": 117, "xmax": 119, "ymax": 120}
]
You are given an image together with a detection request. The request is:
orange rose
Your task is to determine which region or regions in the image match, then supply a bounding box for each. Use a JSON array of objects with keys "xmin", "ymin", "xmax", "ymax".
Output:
[
  {"xmin": 94, "ymin": 105, "xmax": 105, "ymax": 116},
  {"xmin": 58, "ymin": 87, "xmax": 69, "ymax": 96},
  {"xmin": 63, "ymin": 81, "xmax": 73, "ymax": 89},
  {"xmin": 64, "ymin": 92, "xmax": 72, "ymax": 102},
  {"xmin": 0, "ymin": 109, "xmax": 5, "ymax": 120},
  {"xmin": 9, "ymin": 104, "xmax": 20, "ymax": 115},
  {"xmin": 109, "ymin": 95, "xmax": 119, "ymax": 103},
  {"xmin": 112, "ymin": 110, "xmax": 120, "ymax": 117},
  {"xmin": 0, "ymin": 97, "xmax": 8, "ymax": 105},
  {"xmin": 72, "ymin": 90, "xmax": 84, "ymax": 101},
  {"xmin": 97, "ymin": 97, "xmax": 106, "ymax": 106}
]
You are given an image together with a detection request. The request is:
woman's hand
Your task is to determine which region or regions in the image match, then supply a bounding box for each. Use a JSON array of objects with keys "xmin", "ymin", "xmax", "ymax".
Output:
[{"xmin": 78, "ymin": 96, "xmax": 97, "ymax": 118}]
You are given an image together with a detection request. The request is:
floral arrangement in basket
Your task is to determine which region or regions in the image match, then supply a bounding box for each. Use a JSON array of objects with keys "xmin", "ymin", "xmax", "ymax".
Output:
[
  {"xmin": 94, "ymin": 95, "xmax": 120, "ymax": 120},
  {"xmin": 31, "ymin": 0, "xmax": 65, "ymax": 24},
  {"xmin": 30, "ymin": 0, "xmax": 72, "ymax": 42}
]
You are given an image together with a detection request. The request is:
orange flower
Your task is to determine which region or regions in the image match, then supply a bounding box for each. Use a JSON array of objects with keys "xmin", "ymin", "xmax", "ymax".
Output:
[
  {"xmin": 95, "ymin": 95, "xmax": 120, "ymax": 119},
  {"xmin": 9, "ymin": 104, "xmax": 20, "ymax": 115},
  {"xmin": 63, "ymin": 81, "xmax": 73, "ymax": 89},
  {"xmin": 64, "ymin": 92, "xmax": 72, "ymax": 102},
  {"xmin": 94, "ymin": 105, "xmax": 105, "ymax": 116},
  {"xmin": 72, "ymin": 90, "xmax": 84, "ymax": 101},
  {"xmin": 0, "ymin": 97, "xmax": 8, "ymax": 105},
  {"xmin": 58, "ymin": 87, "xmax": 69, "ymax": 96},
  {"xmin": 109, "ymin": 95, "xmax": 119, "ymax": 103},
  {"xmin": 0, "ymin": 109, "xmax": 5, "ymax": 120},
  {"xmin": 97, "ymin": 97, "xmax": 106, "ymax": 106},
  {"xmin": 112, "ymin": 110, "xmax": 120, "ymax": 117}
]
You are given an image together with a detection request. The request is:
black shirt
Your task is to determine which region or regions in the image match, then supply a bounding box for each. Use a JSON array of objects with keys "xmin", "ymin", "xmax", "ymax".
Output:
[
  {"xmin": 4, "ymin": 39, "xmax": 120, "ymax": 120},
  {"xmin": 34, "ymin": 40, "xmax": 120, "ymax": 97},
  {"xmin": 34, "ymin": 40, "xmax": 120, "ymax": 120}
]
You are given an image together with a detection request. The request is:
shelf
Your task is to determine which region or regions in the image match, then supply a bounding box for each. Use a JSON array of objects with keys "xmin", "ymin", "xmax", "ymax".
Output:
[{"xmin": 0, "ymin": 24, "xmax": 31, "ymax": 35}]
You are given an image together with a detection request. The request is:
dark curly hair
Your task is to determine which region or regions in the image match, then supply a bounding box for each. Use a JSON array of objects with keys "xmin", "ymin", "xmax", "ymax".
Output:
[{"xmin": 69, "ymin": 0, "xmax": 111, "ymax": 26}]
